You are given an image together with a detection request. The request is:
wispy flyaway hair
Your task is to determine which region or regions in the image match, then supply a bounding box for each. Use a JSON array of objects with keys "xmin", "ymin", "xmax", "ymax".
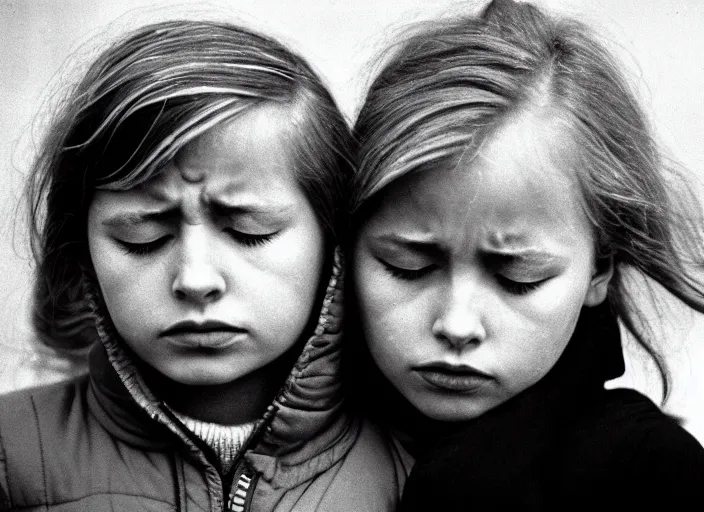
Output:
[
  {"xmin": 28, "ymin": 19, "xmax": 353, "ymax": 357},
  {"xmin": 353, "ymin": 0, "xmax": 704, "ymax": 398}
]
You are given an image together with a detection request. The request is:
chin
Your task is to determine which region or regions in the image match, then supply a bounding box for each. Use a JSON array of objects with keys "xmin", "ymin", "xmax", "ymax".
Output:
[
  {"xmin": 160, "ymin": 364, "xmax": 243, "ymax": 387},
  {"xmin": 413, "ymin": 397, "xmax": 492, "ymax": 422},
  {"xmin": 168, "ymin": 374, "xmax": 232, "ymax": 387}
]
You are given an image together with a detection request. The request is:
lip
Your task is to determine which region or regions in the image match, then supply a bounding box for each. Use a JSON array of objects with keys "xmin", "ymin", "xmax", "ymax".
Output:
[
  {"xmin": 160, "ymin": 320, "xmax": 246, "ymax": 349},
  {"xmin": 414, "ymin": 361, "xmax": 494, "ymax": 393}
]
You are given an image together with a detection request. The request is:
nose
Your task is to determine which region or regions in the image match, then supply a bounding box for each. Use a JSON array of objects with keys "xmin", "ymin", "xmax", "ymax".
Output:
[
  {"xmin": 432, "ymin": 275, "xmax": 486, "ymax": 349},
  {"xmin": 172, "ymin": 227, "xmax": 226, "ymax": 304}
]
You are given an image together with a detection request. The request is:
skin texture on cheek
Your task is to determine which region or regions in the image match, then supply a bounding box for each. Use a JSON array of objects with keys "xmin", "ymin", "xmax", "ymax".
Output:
[
  {"xmin": 87, "ymin": 106, "xmax": 326, "ymax": 422},
  {"xmin": 353, "ymin": 113, "xmax": 608, "ymax": 422}
]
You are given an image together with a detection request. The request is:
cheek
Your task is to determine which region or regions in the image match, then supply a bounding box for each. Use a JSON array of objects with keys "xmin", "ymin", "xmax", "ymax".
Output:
[
  {"xmin": 88, "ymin": 240, "xmax": 160, "ymax": 340},
  {"xmin": 508, "ymin": 324, "xmax": 575, "ymax": 394},
  {"xmin": 354, "ymin": 257, "xmax": 427, "ymax": 374},
  {"xmin": 511, "ymin": 262, "xmax": 593, "ymax": 331},
  {"xmin": 255, "ymin": 219, "xmax": 325, "ymax": 335},
  {"xmin": 492, "ymin": 268, "xmax": 592, "ymax": 386},
  {"xmin": 501, "ymin": 289, "xmax": 584, "ymax": 389},
  {"xmin": 354, "ymin": 256, "xmax": 393, "ymax": 356},
  {"xmin": 537, "ymin": 298, "xmax": 583, "ymax": 367}
]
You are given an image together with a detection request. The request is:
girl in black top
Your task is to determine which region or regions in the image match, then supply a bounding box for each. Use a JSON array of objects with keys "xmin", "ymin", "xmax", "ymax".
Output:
[{"xmin": 349, "ymin": 0, "xmax": 704, "ymax": 507}]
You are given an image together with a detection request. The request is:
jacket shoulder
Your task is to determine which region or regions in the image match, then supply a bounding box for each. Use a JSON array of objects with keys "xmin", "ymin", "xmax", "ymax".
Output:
[
  {"xmin": 0, "ymin": 377, "xmax": 180, "ymax": 510},
  {"xmin": 0, "ymin": 377, "xmax": 92, "ymax": 509},
  {"xmin": 253, "ymin": 418, "xmax": 408, "ymax": 512},
  {"xmin": 316, "ymin": 419, "xmax": 409, "ymax": 511},
  {"xmin": 608, "ymin": 389, "xmax": 704, "ymax": 479},
  {"xmin": 568, "ymin": 388, "xmax": 703, "ymax": 455},
  {"xmin": 562, "ymin": 388, "xmax": 704, "ymax": 499}
]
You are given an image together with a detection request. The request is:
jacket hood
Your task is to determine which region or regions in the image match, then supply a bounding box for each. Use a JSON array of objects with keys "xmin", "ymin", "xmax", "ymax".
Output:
[{"xmin": 84, "ymin": 248, "xmax": 351, "ymax": 481}]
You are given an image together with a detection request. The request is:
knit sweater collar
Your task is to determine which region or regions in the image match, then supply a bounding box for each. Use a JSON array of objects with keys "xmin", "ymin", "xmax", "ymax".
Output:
[{"xmin": 168, "ymin": 407, "xmax": 257, "ymax": 474}]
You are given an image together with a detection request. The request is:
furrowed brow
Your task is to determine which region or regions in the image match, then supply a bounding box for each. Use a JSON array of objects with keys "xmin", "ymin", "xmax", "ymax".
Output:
[
  {"xmin": 373, "ymin": 233, "xmax": 445, "ymax": 258},
  {"xmin": 101, "ymin": 207, "xmax": 180, "ymax": 227},
  {"xmin": 482, "ymin": 249, "xmax": 567, "ymax": 270},
  {"xmin": 209, "ymin": 199, "xmax": 293, "ymax": 218}
]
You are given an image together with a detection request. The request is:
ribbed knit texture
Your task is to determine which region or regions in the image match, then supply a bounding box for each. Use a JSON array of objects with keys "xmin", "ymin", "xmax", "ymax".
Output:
[{"xmin": 171, "ymin": 409, "xmax": 257, "ymax": 474}]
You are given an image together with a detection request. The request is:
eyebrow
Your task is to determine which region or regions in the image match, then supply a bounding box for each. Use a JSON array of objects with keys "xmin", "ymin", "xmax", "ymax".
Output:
[
  {"xmin": 101, "ymin": 208, "xmax": 180, "ymax": 227},
  {"xmin": 144, "ymin": 187, "xmax": 172, "ymax": 202},
  {"xmin": 101, "ymin": 199, "xmax": 293, "ymax": 228},
  {"xmin": 482, "ymin": 249, "xmax": 568, "ymax": 269},
  {"xmin": 209, "ymin": 199, "xmax": 293, "ymax": 217},
  {"xmin": 483, "ymin": 231, "xmax": 566, "ymax": 261},
  {"xmin": 371, "ymin": 233, "xmax": 445, "ymax": 257}
]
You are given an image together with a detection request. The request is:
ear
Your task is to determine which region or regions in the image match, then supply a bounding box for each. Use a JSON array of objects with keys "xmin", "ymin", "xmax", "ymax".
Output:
[{"xmin": 584, "ymin": 256, "xmax": 613, "ymax": 306}]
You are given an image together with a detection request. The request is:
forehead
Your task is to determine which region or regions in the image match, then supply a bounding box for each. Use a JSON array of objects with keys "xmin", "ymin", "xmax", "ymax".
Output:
[
  {"xmin": 89, "ymin": 103, "xmax": 310, "ymax": 220},
  {"xmin": 143, "ymin": 103, "xmax": 299, "ymax": 197},
  {"xmin": 365, "ymin": 112, "xmax": 592, "ymax": 246}
]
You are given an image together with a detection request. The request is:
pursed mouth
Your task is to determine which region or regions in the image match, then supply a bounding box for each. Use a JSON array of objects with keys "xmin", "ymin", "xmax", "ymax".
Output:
[
  {"xmin": 414, "ymin": 361, "xmax": 492, "ymax": 378},
  {"xmin": 414, "ymin": 362, "xmax": 494, "ymax": 392},
  {"xmin": 160, "ymin": 320, "xmax": 246, "ymax": 337},
  {"xmin": 160, "ymin": 320, "xmax": 247, "ymax": 349}
]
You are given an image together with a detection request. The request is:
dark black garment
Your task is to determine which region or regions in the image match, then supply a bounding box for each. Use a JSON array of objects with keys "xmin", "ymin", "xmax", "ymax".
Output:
[{"xmin": 399, "ymin": 304, "xmax": 704, "ymax": 510}]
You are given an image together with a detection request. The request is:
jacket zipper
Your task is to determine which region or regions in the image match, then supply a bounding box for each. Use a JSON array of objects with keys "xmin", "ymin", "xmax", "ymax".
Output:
[
  {"xmin": 222, "ymin": 403, "xmax": 278, "ymax": 511},
  {"xmin": 227, "ymin": 464, "xmax": 258, "ymax": 512},
  {"xmin": 159, "ymin": 400, "xmax": 277, "ymax": 511}
]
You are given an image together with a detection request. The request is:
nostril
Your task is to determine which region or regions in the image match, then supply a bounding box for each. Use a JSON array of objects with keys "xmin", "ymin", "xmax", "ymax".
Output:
[
  {"xmin": 173, "ymin": 287, "xmax": 222, "ymax": 302},
  {"xmin": 432, "ymin": 316, "xmax": 484, "ymax": 349},
  {"xmin": 172, "ymin": 262, "xmax": 227, "ymax": 302},
  {"xmin": 204, "ymin": 289, "xmax": 222, "ymax": 300}
]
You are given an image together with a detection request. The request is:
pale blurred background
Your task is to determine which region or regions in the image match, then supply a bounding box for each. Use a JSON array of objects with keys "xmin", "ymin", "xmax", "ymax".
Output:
[{"xmin": 1, "ymin": 0, "xmax": 702, "ymax": 443}]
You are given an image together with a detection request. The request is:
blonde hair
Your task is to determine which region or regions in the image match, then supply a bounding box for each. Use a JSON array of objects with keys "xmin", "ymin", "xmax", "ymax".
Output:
[
  {"xmin": 28, "ymin": 20, "xmax": 353, "ymax": 357},
  {"xmin": 353, "ymin": 0, "xmax": 704, "ymax": 399}
]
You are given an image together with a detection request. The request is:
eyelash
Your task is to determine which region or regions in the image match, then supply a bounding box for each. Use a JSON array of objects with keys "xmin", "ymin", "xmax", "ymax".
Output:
[
  {"xmin": 496, "ymin": 276, "xmax": 546, "ymax": 295},
  {"xmin": 117, "ymin": 229, "xmax": 277, "ymax": 256},
  {"xmin": 118, "ymin": 237, "xmax": 170, "ymax": 256},
  {"xmin": 382, "ymin": 259, "xmax": 547, "ymax": 296},
  {"xmin": 381, "ymin": 261, "xmax": 435, "ymax": 281},
  {"xmin": 225, "ymin": 229, "xmax": 277, "ymax": 247}
]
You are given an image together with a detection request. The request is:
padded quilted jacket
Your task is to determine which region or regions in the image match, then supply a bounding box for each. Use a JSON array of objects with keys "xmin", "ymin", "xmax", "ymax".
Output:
[{"xmin": 0, "ymin": 252, "xmax": 409, "ymax": 511}]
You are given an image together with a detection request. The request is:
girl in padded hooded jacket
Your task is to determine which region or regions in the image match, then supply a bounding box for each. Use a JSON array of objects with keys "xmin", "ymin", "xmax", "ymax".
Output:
[{"xmin": 0, "ymin": 20, "xmax": 406, "ymax": 512}]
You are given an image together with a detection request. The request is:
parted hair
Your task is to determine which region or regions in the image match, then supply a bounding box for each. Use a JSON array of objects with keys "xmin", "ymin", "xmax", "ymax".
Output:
[
  {"xmin": 353, "ymin": 0, "xmax": 704, "ymax": 398},
  {"xmin": 28, "ymin": 19, "xmax": 353, "ymax": 357}
]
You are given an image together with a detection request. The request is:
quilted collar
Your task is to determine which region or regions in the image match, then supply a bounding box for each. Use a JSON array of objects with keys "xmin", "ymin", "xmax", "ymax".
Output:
[{"xmin": 85, "ymin": 248, "xmax": 352, "ymax": 482}]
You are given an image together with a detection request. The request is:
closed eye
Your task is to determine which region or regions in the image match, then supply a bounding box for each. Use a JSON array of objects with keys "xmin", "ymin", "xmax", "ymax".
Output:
[
  {"xmin": 225, "ymin": 228, "xmax": 279, "ymax": 247},
  {"xmin": 380, "ymin": 260, "xmax": 436, "ymax": 281},
  {"xmin": 117, "ymin": 236, "xmax": 171, "ymax": 256},
  {"xmin": 496, "ymin": 275, "xmax": 548, "ymax": 295}
]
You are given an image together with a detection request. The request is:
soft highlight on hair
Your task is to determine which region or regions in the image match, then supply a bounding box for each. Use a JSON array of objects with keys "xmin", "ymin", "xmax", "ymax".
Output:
[
  {"xmin": 353, "ymin": 0, "xmax": 704, "ymax": 400},
  {"xmin": 28, "ymin": 20, "xmax": 353, "ymax": 359}
]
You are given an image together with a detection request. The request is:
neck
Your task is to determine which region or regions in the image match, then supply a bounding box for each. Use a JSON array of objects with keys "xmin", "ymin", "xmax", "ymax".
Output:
[{"xmin": 142, "ymin": 344, "xmax": 300, "ymax": 425}]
